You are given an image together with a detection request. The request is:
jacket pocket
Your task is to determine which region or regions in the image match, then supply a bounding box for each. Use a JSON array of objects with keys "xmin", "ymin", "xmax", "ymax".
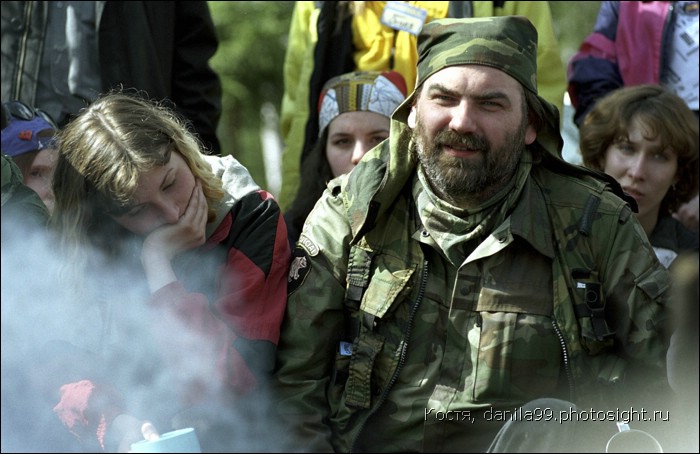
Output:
[
  {"xmin": 338, "ymin": 256, "xmax": 415, "ymax": 409},
  {"xmin": 471, "ymin": 285, "xmax": 561, "ymax": 401}
]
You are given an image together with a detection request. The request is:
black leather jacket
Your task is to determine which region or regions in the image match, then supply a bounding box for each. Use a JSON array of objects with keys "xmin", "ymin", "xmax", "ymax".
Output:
[{"xmin": 1, "ymin": 1, "xmax": 222, "ymax": 153}]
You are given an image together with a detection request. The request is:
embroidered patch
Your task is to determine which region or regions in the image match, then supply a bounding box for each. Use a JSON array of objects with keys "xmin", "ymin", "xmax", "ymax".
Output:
[
  {"xmin": 298, "ymin": 233, "xmax": 319, "ymax": 257},
  {"xmin": 288, "ymin": 247, "xmax": 311, "ymax": 295}
]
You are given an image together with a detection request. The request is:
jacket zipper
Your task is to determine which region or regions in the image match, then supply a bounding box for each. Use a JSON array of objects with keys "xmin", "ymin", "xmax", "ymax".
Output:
[{"xmin": 552, "ymin": 318, "xmax": 574, "ymax": 402}]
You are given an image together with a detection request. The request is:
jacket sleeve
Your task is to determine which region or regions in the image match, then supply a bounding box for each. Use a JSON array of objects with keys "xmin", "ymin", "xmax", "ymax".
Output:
[
  {"xmin": 278, "ymin": 1, "xmax": 320, "ymax": 210},
  {"xmin": 595, "ymin": 201, "xmax": 673, "ymax": 441},
  {"xmin": 213, "ymin": 190, "xmax": 291, "ymax": 391},
  {"xmin": 149, "ymin": 190, "xmax": 289, "ymax": 395},
  {"xmin": 274, "ymin": 186, "xmax": 352, "ymax": 452},
  {"xmin": 592, "ymin": 199, "xmax": 671, "ymax": 407},
  {"xmin": 566, "ymin": 1, "xmax": 623, "ymax": 127}
]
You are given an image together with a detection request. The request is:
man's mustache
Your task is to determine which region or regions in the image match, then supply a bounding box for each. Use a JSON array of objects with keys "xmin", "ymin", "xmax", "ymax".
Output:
[{"xmin": 433, "ymin": 130, "xmax": 487, "ymax": 151}]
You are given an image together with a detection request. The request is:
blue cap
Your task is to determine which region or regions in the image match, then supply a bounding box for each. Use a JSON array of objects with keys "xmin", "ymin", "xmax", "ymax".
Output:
[{"xmin": 1, "ymin": 115, "xmax": 56, "ymax": 157}]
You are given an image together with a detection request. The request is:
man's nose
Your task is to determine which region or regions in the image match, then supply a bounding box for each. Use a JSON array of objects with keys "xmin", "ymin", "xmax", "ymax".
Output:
[{"xmin": 448, "ymin": 101, "xmax": 478, "ymax": 134}]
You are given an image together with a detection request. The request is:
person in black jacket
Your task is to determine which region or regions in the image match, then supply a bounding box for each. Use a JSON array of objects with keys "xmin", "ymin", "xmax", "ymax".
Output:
[{"xmin": 1, "ymin": 1, "xmax": 222, "ymax": 154}]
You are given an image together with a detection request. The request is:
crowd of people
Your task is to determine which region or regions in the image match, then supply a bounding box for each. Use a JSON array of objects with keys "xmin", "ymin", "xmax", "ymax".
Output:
[{"xmin": 2, "ymin": 1, "xmax": 698, "ymax": 453}]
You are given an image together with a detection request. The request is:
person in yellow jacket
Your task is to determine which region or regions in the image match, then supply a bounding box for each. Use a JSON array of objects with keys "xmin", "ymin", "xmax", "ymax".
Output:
[{"xmin": 278, "ymin": 1, "xmax": 567, "ymax": 210}]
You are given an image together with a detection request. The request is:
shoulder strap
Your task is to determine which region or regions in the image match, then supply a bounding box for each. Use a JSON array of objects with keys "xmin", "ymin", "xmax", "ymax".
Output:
[
  {"xmin": 542, "ymin": 152, "xmax": 638, "ymax": 212},
  {"xmin": 572, "ymin": 195, "xmax": 616, "ymax": 342},
  {"xmin": 552, "ymin": 192, "xmax": 616, "ymax": 345}
]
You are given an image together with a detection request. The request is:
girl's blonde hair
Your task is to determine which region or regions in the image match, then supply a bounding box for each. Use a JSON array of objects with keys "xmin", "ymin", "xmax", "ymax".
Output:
[{"xmin": 51, "ymin": 91, "xmax": 224, "ymax": 269}]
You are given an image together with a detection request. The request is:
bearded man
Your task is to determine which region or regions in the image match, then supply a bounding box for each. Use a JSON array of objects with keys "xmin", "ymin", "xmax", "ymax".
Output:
[{"xmin": 274, "ymin": 16, "xmax": 671, "ymax": 453}]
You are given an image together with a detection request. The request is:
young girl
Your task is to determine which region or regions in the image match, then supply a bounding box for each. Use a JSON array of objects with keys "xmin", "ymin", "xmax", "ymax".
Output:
[
  {"xmin": 284, "ymin": 70, "xmax": 407, "ymax": 247},
  {"xmin": 49, "ymin": 91, "xmax": 290, "ymax": 451}
]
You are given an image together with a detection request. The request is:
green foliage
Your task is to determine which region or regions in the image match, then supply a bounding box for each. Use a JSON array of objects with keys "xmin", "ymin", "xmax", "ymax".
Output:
[{"xmin": 208, "ymin": 1, "xmax": 295, "ymax": 188}]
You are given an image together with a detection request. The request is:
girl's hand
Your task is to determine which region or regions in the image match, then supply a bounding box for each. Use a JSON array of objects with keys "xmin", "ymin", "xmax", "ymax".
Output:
[
  {"xmin": 140, "ymin": 181, "xmax": 208, "ymax": 292},
  {"xmin": 141, "ymin": 421, "xmax": 161, "ymax": 441},
  {"xmin": 143, "ymin": 181, "xmax": 208, "ymax": 262},
  {"xmin": 112, "ymin": 415, "xmax": 159, "ymax": 453}
]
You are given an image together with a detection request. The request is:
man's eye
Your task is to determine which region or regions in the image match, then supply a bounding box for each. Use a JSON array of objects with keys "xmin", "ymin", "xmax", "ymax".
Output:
[
  {"xmin": 433, "ymin": 94, "xmax": 454, "ymax": 102},
  {"xmin": 480, "ymin": 100, "xmax": 502, "ymax": 108}
]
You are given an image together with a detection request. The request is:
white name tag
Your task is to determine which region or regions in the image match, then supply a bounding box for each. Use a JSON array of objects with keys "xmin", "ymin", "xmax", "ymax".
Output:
[{"xmin": 381, "ymin": 1, "xmax": 428, "ymax": 36}]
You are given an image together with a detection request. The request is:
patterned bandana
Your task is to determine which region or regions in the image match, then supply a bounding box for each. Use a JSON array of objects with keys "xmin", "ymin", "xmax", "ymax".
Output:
[{"xmin": 318, "ymin": 70, "xmax": 408, "ymax": 137}]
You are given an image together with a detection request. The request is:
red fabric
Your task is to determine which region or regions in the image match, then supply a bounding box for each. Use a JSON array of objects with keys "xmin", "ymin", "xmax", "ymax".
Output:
[
  {"xmin": 149, "ymin": 200, "xmax": 290, "ymax": 394},
  {"xmin": 53, "ymin": 380, "xmax": 123, "ymax": 451},
  {"xmin": 216, "ymin": 192, "xmax": 290, "ymax": 343}
]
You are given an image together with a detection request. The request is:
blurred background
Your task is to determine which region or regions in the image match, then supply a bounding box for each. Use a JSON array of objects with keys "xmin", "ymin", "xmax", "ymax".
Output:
[{"xmin": 207, "ymin": 1, "xmax": 602, "ymax": 198}]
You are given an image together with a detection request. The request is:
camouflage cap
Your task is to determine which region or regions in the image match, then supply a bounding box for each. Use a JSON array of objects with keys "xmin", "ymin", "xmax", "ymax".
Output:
[
  {"xmin": 394, "ymin": 16, "xmax": 539, "ymax": 123},
  {"xmin": 393, "ymin": 16, "xmax": 564, "ymax": 158}
]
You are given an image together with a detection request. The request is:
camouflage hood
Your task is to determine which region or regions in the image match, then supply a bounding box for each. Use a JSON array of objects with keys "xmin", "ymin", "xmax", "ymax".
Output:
[
  {"xmin": 342, "ymin": 124, "xmax": 416, "ymax": 242},
  {"xmin": 392, "ymin": 16, "xmax": 564, "ymax": 159}
]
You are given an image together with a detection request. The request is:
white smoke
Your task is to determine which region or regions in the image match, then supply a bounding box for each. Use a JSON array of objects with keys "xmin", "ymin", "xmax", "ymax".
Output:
[{"xmin": 1, "ymin": 218, "xmax": 292, "ymax": 452}]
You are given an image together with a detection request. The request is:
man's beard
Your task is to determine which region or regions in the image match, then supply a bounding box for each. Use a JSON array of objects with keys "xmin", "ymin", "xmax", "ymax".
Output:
[{"xmin": 413, "ymin": 117, "xmax": 527, "ymax": 207}]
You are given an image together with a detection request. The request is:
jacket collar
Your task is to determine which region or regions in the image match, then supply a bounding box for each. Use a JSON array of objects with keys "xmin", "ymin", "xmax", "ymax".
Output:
[{"xmin": 204, "ymin": 154, "xmax": 260, "ymax": 238}]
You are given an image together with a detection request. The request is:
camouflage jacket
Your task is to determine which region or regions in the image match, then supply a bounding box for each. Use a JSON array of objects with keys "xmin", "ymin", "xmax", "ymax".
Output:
[{"xmin": 275, "ymin": 123, "xmax": 670, "ymax": 453}]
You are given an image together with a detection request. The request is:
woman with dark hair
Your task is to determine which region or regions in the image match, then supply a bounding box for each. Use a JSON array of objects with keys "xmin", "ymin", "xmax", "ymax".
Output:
[
  {"xmin": 284, "ymin": 70, "xmax": 407, "ymax": 247},
  {"xmin": 579, "ymin": 84, "xmax": 699, "ymax": 268}
]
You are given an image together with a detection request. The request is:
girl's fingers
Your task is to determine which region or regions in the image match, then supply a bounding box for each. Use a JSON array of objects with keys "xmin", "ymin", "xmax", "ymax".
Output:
[{"xmin": 141, "ymin": 421, "xmax": 160, "ymax": 441}]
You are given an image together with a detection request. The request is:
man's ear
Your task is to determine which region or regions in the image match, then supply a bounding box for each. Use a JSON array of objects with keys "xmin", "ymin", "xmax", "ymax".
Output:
[
  {"xmin": 408, "ymin": 106, "xmax": 417, "ymax": 128},
  {"xmin": 525, "ymin": 124, "xmax": 536, "ymax": 145}
]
